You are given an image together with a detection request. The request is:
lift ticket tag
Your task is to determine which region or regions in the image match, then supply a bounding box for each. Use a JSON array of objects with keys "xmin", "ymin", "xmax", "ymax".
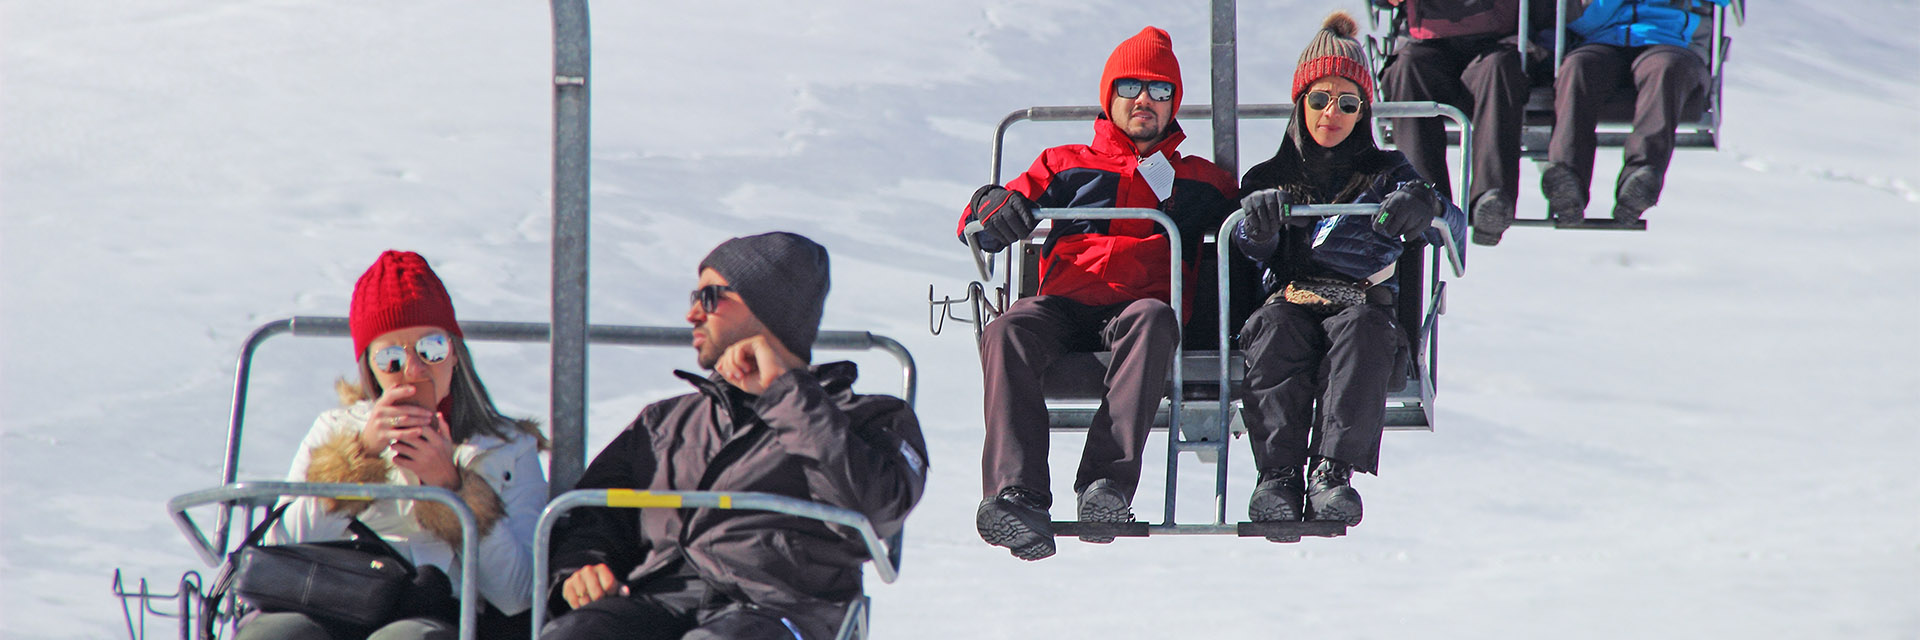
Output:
[{"xmin": 1137, "ymin": 152, "xmax": 1176, "ymax": 202}]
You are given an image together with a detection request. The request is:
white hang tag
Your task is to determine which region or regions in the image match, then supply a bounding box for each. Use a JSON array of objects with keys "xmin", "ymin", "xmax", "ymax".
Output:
[
  {"xmin": 1311, "ymin": 217, "xmax": 1336, "ymax": 247},
  {"xmin": 1136, "ymin": 153, "xmax": 1176, "ymax": 203}
]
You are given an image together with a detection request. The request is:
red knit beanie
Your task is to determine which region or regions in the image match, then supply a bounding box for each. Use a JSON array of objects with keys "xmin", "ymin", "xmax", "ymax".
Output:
[
  {"xmin": 1100, "ymin": 26, "xmax": 1183, "ymax": 118},
  {"xmin": 1291, "ymin": 11, "xmax": 1374, "ymax": 101},
  {"xmin": 349, "ymin": 250, "xmax": 463, "ymax": 357}
]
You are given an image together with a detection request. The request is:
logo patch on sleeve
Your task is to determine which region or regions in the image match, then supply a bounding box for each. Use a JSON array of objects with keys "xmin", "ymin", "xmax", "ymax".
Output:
[{"xmin": 898, "ymin": 442, "xmax": 925, "ymax": 476}]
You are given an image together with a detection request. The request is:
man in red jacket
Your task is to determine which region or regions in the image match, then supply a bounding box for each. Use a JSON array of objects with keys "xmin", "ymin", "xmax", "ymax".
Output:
[{"xmin": 958, "ymin": 26, "xmax": 1237, "ymax": 561}]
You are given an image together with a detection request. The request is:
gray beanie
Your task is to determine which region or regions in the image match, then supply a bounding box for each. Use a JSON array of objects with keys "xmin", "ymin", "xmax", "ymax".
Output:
[{"xmin": 698, "ymin": 232, "xmax": 831, "ymax": 362}]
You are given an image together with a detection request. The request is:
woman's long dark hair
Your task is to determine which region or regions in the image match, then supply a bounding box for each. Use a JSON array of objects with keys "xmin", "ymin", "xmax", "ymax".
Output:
[{"xmin": 336, "ymin": 336, "xmax": 547, "ymax": 450}]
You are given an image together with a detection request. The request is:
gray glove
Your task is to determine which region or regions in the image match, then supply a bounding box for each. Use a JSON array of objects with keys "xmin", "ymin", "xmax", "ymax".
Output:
[
  {"xmin": 1375, "ymin": 181, "xmax": 1442, "ymax": 240},
  {"xmin": 1239, "ymin": 188, "xmax": 1298, "ymax": 244}
]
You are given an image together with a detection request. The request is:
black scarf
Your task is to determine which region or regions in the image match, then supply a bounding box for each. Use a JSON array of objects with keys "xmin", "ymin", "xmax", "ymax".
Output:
[{"xmin": 1245, "ymin": 100, "xmax": 1396, "ymax": 201}]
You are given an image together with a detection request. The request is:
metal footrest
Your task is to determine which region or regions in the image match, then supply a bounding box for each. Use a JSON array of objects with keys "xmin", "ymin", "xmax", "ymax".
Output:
[
  {"xmin": 1051, "ymin": 521, "xmax": 1151, "ymax": 538},
  {"xmin": 1509, "ymin": 218, "xmax": 1648, "ymax": 231},
  {"xmin": 1236, "ymin": 520, "xmax": 1347, "ymax": 540},
  {"xmin": 1047, "ymin": 520, "xmax": 1349, "ymax": 539}
]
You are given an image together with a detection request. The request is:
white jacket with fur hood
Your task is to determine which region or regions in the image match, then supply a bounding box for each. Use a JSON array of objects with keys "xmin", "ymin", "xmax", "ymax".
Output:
[{"xmin": 266, "ymin": 400, "xmax": 548, "ymax": 616}]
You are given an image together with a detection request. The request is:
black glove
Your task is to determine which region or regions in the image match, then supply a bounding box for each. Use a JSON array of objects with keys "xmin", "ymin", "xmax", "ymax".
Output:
[
  {"xmin": 966, "ymin": 185, "xmax": 1038, "ymax": 253},
  {"xmin": 1239, "ymin": 188, "xmax": 1300, "ymax": 244},
  {"xmin": 1375, "ymin": 181, "xmax": 1442, "ymax": 240}
]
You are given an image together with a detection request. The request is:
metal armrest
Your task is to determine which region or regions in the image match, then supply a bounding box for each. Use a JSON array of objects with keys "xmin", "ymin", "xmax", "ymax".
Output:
[{"xmin": 530, "ymin": 489, "xmax": 904, "ymax": 634}]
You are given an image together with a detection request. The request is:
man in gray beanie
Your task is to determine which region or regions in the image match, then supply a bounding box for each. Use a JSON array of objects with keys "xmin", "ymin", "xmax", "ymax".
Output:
[
  {"xmin": 695, "ymin": 231, "xmax": 830, "ymax": 365},
  {"xmin": 543, "ymin": 231, "xmax": 930, "ymax": 640}
]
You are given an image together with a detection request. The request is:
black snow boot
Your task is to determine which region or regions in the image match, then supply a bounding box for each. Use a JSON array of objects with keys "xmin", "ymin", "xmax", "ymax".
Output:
[
  {"xmin": 1074, "ymin": 478, "xmax": 1134, "ymax": 544},
  {"xmin": 1306, "ymin": 457, "xmax": 1363, "ymax": 526},
  {"xmin": 976, "ymin": 486, "xmax": 1056, "ymax": 561},
  {"xmin": 1541, "ymin": 163, "xmax": 1587, "ymax": 225},
  {"xmin": 1612, "ymin": 165, "xmax": 1663, "ymax": 222},
  {"xmin": 1248, "ymin": 466, "xmax": 1306, "ymax": 542},
  {"xmin": 1470, "ymin": 191, "xmax": 1515, "ymax": 247}
]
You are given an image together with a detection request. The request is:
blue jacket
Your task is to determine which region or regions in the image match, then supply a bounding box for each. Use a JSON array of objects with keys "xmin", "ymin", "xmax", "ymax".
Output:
[{"xmin": 1568, "ymin": 0, "xmax": 1727, "ymax": 49}]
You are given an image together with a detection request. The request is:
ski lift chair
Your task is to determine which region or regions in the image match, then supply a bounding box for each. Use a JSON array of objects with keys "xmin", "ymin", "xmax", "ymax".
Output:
[
  {"xmin": 929, "ymin": 102, "xmax": 1468, "ymax": 543},
  {"xmin": 1367, "ymin": 0, "xmax": 1744, "ymax": 231},
  {"xmin": 135, "ymin": 317, "xmax": 917, "ymax": 640}
]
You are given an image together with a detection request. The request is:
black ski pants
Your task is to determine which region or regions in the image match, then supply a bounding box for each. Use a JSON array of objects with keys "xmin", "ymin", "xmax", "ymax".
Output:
[
  {"xmin": 1381, "ymin": 36, "xmax": 1529, "ymax": 208},
  {"xmin": 978, "ymin": 295, "xmax": 1178, "ymax": 503},
  {"xmin": 1548, "ymin": 43, "xmax": 1708, "ymax": 198},
  {"xmin": 540, "ymin": 570, "xmax": 836, "ymax": 640},
  {"xmin": 1238, "ymin": 301, "xmax": 1402, "ymax": 475}
]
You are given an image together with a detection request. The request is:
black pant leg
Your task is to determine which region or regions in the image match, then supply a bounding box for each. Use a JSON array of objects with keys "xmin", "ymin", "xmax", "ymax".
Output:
[
  {"xmin": 1074, "ymin": 298, "xmax": 1179, "ymax": 499},
  {"xmin": 687, "ymin": 602, "xmax": 843, "ymax": 640},
  {"xmin": 1381, "ymin": 40, "xmax": 1470, "ymax": 201},
  {"xmin": 1238, "ymin": 301, "xmax": 1327, "ymax": 473},
  {"xmin": 1311, "ymin": 304, "xmax": 1401, "ymax": 474},
  {"xmin": 1549, "ymin": 44, "xmax": 1631, "ymax": 195},
  {"xmin": 538, "ymin": 589, "xmax": 701, "ymax": 640},
  {"xmin": 1622, "ymin": 44, "xmax": 1708, "ymax": 189},
  {"xmin": 1460, "ymin": 43, "xmax": 1528, "ymax": 206},
  {"xmin": 978, "ymin": 295, "xmax": 1089, "ymax": 499}
]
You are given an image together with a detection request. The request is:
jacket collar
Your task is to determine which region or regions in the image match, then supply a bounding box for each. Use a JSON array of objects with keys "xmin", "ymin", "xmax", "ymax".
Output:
[
  {"xmin": 1092, "ymin": 115, "xmax": 1187, "ymax": 160},
  {"xmin": 671, "ymin": 360, "xmax": 862, "ymax": 402}
]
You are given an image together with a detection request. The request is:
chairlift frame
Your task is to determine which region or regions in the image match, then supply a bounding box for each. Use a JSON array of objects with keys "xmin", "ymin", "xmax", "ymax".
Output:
[
  {"xmin": 154, "ymin": 317, "xmax": 916, "ymax": 639},
  {"xmin": 123, "ymin": 1, "xmax": 925, "ymax": 636},
  {"xmin": 1366, "ymin": 0, "xmax": 1744, "ymax": 231},
  {"xmin": 931, "ymin": 98, "xmax": 1470, "ymax": 538}
]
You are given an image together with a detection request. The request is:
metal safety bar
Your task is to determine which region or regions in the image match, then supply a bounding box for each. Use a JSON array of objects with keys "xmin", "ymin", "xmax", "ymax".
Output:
[
  {"xmin": 529, "ymin": 489, "xmax": 901, "ymax": 636},
  {"xmin": 989, "ymin": 101, "xmax": 1473, "ymax": 212},
  {"xmin": 169, "ymin": 482, "xmax": 482, "ymax": 640},
  {"xmin": 210, "ymin": 317, "xmax": 917, "ymax": 574}
]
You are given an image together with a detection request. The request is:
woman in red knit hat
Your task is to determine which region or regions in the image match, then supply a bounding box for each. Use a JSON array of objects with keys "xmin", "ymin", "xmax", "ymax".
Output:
[
  {"xmin": 1230, "ymin": 11, "xmax": 1458, "ymax": 536},
  {"xmin": 243, "ymin": 250, "xmax": 548, "ymax": 640}
]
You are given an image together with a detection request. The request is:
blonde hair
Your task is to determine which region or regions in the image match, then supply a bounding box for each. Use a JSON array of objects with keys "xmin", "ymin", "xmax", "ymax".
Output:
[{"xmin": 335, "ymin": 337, "xmax": 547, "ymax": 450}]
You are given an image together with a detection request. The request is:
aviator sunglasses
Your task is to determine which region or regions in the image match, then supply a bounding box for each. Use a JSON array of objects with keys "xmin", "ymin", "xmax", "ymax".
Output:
[
  {"xmin": 1305, "ymin": 90, "xmax": 1364, "ymax": 115},
  {"xmin": 1113, "ymin": 78, "xmax": 1176, "ymax": 103},
  {"xmin": 690, "ymin": 284, "xmax": 737, "ymax": 314},
  {"xmin": 370, "ymin": 333, "xmax": 452, "ymax": 374}
]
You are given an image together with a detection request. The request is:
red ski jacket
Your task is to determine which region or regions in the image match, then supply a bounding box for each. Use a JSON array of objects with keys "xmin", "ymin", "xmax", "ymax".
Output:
[{"xmin": 958, "ymin": 117, "xmax": 1237, "ymax": 316}]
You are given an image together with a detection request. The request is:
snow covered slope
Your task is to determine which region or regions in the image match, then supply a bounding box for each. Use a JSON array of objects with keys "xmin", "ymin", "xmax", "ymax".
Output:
[{"xmin": 3, "ymin": 0, "xmax": 1915, "ymax": 638}]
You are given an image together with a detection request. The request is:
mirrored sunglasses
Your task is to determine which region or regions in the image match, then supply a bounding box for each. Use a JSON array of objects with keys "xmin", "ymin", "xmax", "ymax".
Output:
[
  {"xmin": 1305, "ymin": 90, "xmax": 1364, "ymax": 115},
  {"xmin": 689, "ymin": 284, "xmax": 737, "ymax": 314},
  {"xmin": 369, "ymin": 333, "xmax": 452, "ymax": 374},
  {"xmin": 1113, "ymin": 78, "xmax": 1176, "ymax": 103}
]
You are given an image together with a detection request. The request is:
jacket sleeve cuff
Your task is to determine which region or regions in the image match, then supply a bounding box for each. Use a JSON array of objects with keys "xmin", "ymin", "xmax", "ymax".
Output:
[
  {"xmin": 1232, "ymin": 220, "xmax": 1281, "ymax": 261},
  {"xmin": 412, "ymin": 466, "xmax": 506, "ymax": 548}
]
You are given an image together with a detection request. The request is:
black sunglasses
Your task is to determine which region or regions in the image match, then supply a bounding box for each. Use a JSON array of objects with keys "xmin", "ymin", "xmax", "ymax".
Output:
[
  {"xmin": 690, "ymin": 284, "xmax": 737, "ymax": 314},
  {"xmin": 1305, "ymin": 90, "xmax": 1364, "ymax": 115},
  {"xmin": 1113, "ymin": 78, "xmax": 1175, "ymax": 103},
  {"xmin": 369, "ymin": 333, "xmax": 452, "ymax": 374}
]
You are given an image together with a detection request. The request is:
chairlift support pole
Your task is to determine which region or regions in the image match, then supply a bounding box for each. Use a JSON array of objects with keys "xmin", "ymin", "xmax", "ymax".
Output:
[
  {"xmin": 550, "ymin": 0, "xmax": 591, "ymax": 496},
  {"xmin": 1518, "ymin": 0, "xmax": 1530, "ymax": 75},
  {"xmin": 1210, "ymin": 0, "xmax": 1239, "ymax": 179}
]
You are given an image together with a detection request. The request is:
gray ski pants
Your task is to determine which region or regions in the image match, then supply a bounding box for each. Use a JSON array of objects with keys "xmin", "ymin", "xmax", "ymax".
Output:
[
  {"xmin": 1548, "ymin": 43, "xmax": 1709, "ymax": 196},
  {"xmin": 978, "ymin": 295, "xmax": 1178, "ymax": 503}
]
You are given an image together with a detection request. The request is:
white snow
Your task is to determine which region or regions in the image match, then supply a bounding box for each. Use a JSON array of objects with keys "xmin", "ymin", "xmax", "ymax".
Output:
[{"xmin": 4, "ymin": 0, "xmax": 1917, "ymax": 638}]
